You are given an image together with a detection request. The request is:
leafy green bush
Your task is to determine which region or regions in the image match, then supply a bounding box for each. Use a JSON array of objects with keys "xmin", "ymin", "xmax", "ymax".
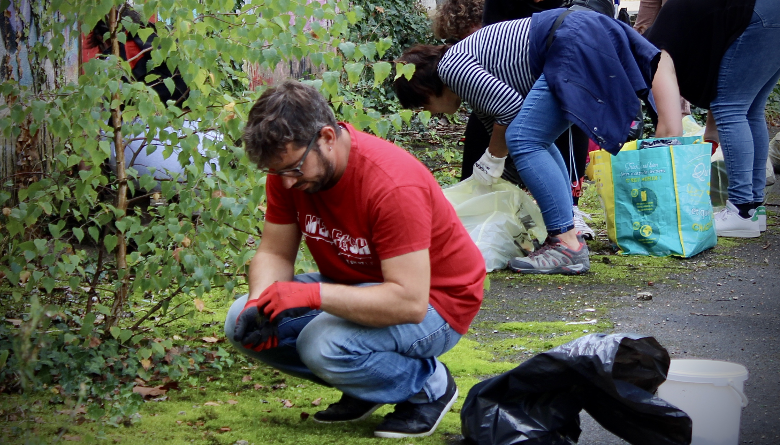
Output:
[{"xmin": 0, "ymin": 0, "xmax": 430, "ymax": 424}]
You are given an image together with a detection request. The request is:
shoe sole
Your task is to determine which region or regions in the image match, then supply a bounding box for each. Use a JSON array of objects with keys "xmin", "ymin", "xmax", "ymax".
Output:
[
  {"xmin": 373, "ymin": 388, "xmax": 459, "ymax": 439},
  {"xmin": 312, "ymin": 404, "xmax": 383, "ymax": 424},
  {"xmin": 716, "ymin": 230, "xmax": 761, "ymax": 238},
  {"xmin": 509, "ymin": 264, "xmax": 589, "ymax": 275}
]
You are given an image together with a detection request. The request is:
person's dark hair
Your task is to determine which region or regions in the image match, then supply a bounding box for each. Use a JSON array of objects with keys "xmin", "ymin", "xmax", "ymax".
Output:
[
  {"xmin": 393, "ymin": 44, "xmax": 452, "ymax": 109},
  {"xmin": 432, "ymin": 0, "xmax": 484, "ymax": 41},
  {"xmin": 243, "ymin": 80, "xmax": 340, "ymax": 169},
  {"xmin": 85, "ymin": 3, "xmax": 145, "ymax": 49}
]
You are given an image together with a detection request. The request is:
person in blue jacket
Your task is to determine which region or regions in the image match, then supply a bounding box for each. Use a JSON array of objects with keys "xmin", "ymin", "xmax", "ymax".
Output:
[{"xmin": 395, "ymin": 7, "xmax": 682, "ymax": 275}]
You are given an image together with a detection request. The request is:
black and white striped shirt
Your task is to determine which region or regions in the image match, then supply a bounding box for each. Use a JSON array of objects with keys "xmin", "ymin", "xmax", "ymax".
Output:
[{"xmin": 437, "ymin": 19, "xmax": 537, "ymax": 131}]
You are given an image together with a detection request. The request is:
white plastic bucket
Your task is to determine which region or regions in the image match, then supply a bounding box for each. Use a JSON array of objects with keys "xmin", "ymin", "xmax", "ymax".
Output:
[{"xmin": 657, "ymin": 359, "xmax": 749, "ymax": 445}]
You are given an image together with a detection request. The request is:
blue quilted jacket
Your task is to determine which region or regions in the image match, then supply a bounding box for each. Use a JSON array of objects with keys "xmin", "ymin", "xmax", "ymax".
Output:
[{"xmin": 529, "ymin": 9, "xmax": 661, "ymax": 154}]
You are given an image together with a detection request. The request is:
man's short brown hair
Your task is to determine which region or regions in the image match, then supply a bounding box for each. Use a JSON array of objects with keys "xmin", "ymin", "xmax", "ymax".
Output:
[
  {"xmin": 243, "ymin": 80, "xmax": 339, "ymax": 169},
  {"xmin": 393, "ymin": 44, "xmax": 452, "ymax": 109}
]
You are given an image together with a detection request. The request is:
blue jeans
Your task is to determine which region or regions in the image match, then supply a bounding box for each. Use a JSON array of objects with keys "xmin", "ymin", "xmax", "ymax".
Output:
[
  {"xmin": 506, "ymin": 75, "xmax": 575, "ymax": 236},
  {"xmin": 223, "ymin": 273, "xmax": 462, "ymax": 404},
  {"xmin": 710, "ymin": 0, "xmax": 780, "ymax": 205}
]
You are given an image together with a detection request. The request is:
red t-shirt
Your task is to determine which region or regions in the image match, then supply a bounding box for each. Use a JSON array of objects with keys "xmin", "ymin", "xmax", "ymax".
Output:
[{"xmin": 264, "ymin": 123, "xmax": 485, "ymax": 334}]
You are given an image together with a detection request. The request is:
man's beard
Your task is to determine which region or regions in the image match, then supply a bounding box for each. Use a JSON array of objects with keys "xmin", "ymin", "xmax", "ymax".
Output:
[{"xmin": 297, "ymin": 147, "xmax": 336, "ymax": 194}]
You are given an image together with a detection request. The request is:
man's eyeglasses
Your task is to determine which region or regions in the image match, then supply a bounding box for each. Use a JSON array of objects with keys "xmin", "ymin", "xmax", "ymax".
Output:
[{"xmin": 263, "ymin": 127, "xmax": 322, "ymax": 177}]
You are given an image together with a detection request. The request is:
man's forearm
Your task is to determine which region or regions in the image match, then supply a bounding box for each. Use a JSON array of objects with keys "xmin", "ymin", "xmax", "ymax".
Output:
[
  {"xmin": 319, "ymin": 281, "xmax": 429, "ymax": 327},
  {"xmin": 247, "ymin": 249, "xmax": 296, "ymax": 300}
]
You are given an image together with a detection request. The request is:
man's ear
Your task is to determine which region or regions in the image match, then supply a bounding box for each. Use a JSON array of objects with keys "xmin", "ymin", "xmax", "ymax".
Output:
[{"xmin": 320, "ymin": 125, "xmax": 339, "ymax": 148}]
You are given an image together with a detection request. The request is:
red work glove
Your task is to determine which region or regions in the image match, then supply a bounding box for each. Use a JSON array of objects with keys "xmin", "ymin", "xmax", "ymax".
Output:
[{"xmin": 257, "ymin": 281, "xmax": 321, "ymax": 321}]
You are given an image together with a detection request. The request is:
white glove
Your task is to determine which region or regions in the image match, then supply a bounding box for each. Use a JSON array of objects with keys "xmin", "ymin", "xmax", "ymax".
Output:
[{"xmin": 472, "ymin": 148, "xmax": 506, "ymax": 185}]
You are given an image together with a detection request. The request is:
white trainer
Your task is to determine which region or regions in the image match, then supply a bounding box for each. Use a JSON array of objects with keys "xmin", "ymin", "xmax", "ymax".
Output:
[
  {"xmin": 572, "ymin": 206, "xmax": 595, "ymax": 240},
  {"xmin": 749, "ymin": 206, "xmax": 767, "ymax": 232},
  {"xmin": 715, "ymin": 201, "xmax": 760, "ymax": 238}
]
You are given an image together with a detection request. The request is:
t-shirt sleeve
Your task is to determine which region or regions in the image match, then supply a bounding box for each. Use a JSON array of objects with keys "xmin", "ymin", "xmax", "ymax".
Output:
[
  {"xmin": 438, "ymin": 51, "xmax": 525, "ymax": 126},
  {"xmin": 370, "ymin": 185, "xmax": 433, "ymax": 260},
  {"xmin": 264, "ymin": 175, "xmax": 298, "ymax": 225}
]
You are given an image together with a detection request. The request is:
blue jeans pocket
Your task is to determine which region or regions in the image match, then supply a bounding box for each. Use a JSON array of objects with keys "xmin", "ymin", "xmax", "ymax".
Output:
[{"xmin": 276, "ymin": 309, "xmax": 321, "ymax": 347}]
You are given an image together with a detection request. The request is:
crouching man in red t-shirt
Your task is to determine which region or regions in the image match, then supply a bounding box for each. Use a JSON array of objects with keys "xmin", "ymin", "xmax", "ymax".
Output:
[{"xmin": 224, "ymin": 80, "xmax": 485, "ymax": 438}]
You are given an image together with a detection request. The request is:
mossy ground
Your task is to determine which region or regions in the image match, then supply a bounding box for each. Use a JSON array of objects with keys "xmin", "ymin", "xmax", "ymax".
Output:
[{"xmin": 2, "ymin": 179, "xmax": 772, "ymax": 444}]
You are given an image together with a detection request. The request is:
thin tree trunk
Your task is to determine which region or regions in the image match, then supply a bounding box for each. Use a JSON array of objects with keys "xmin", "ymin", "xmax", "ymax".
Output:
[{"xmin": 106, "ymin": 5, "xmax": 130, "ymax": 330}]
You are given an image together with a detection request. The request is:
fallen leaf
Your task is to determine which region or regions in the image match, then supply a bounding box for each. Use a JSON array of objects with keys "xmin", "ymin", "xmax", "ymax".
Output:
[
  {"xmin": 300, "ymin": 412, "xmax": 310, "ymax": 420},
  {"xmin": 227, "ymin": 400, "xmax": 238, "ymax": 405},
  {"xmin": 160, "ymin": 380, "xmax": 180, "ymax": 391},
  {"xmin": 253, "ymin": 384, "xmax": 265, "ymax": 390},
  {"xmin": 242, "ymin": 375, "xmax": 252, "ymax": 382},
  {"xmin": 5, "ymin": 319, "xmax": 22, "ymax": 327},
  {"xmin": 89, "ymin": 337, "xmax": 102, "ymax": 348},
  {"xmin": 282, "ymin": 399, "xmax": 293, "ymax": 408},
  {"xmin": 57, "ymin": 405, "xmax": 87, "ymax": 416},
  {"xmin": 133, "ymin": 385, "xmax": 167, "ymax": 398},
  {"xmin": 63, "ymin": 435, "xmax": 81, "ymax": 441},
  {"xmin": 19, "ymin": 271, "xmax": 30, "ymax": 284},
  {"xmin": 140, "ymin": 359, "xmax": 152, "ymax": 370},
  {"xmin": 204, "ymin": 401, "xmax": 220, "ymax": 406},
  {"xmin": 271, "ymin": 383, "xmax": 287, "ymax": 390},
  {"xmin": 219, "ymin": 427, "xmax": 231, "ymax": 432},
  {"xmin": 176, "ymin": 420, "xmax": 183, "ymax": 425},
  {"xmin": 202, "ymin": 337, "xmax": 219, "ymax": 343},
  {"xmin": 173, "ymin": 247, "xmax": 183, "ymax": 262},
  {"xmin": 311, "ymin": 397, "xmax": 322, "ymax": 406},
  {"xmin": 194, "ymin": 299, "xmax": 205, "ymax": 312}
]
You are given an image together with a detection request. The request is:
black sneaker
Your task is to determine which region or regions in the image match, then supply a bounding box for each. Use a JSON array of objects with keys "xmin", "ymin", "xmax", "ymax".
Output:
[
  {"xmin": 373, "ymin": 365, "xmax": 458, "ymax": 438},
  {"xmin": 312, "ymin": 393, "xmax": 382, "ymax": 423}
]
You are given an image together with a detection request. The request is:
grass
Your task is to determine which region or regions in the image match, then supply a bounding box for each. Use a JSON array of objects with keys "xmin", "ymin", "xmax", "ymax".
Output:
[
  {"xmin": 0, "ymin": 279, "xmax": 613, "ymax": 444},
  {"xmin": 3, "ymin": 137, "xmax": 774, "ymax": 444}
]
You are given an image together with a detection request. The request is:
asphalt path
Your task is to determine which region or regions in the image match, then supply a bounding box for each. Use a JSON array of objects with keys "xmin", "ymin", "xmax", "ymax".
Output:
[{"xmin": 576, "ymin": 182, "xmax": 780, "ymax": 444}]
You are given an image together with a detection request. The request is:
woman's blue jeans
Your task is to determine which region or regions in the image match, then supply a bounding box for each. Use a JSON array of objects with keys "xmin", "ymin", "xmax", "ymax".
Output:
[
  {"xmin": 223, "ymin": 273, "xmax": 461, "ymax": 404},
  {"xmin": 710, "ymin": 0, "xmax": 780, "ymax": 205},
  {"xmin": 506, "ymin": 75, "xmax": 575, "ymax": 236}
]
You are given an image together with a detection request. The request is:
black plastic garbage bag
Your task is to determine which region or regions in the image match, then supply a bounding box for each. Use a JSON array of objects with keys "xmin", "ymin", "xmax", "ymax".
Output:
[{"xmin": 460, "ymin": 333, "xmax": 692, "ymax": 445}]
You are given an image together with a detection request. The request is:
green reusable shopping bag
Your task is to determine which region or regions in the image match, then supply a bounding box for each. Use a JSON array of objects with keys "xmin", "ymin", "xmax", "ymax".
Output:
[{"xmin": 593, "ymin": 136, "xmax": 716, "ymax": 257}]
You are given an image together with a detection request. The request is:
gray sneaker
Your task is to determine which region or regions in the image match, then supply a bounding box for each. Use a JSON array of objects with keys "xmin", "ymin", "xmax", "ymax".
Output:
[{"xmin": 509, "ymin": 235, "xmax": 590, "ymax": 275}]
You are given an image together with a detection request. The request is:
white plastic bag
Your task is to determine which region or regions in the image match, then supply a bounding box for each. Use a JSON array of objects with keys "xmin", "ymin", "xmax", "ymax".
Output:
[{"xmin": 443, "ymin": 178, "xmax": 546, "ymax": 272}]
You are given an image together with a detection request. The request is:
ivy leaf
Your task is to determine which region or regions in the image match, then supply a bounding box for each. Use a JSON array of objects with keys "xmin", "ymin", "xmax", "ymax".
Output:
[
  {"xmin": 110, "ymin": 326, "xmax": 121, "ymax": 339},
  {"xmin": 345, "ymin": 63, "xmax": 363, "ymax": 84},
  {"xmin": 372, "ymin": 62, "xmax": 391, "ymax": 87},
  {"xmin": 358, "ymin": 43, "xmax": 376, "ymax": 61},
  {"xmin": 163, "ymin": 78, "xmax": 175, "ymax": 95},
  {"xmin": 376, "ymin": 37, "xmax": 392, "ymax": 58},
  {"xmin": 338, "ymin": 42, "xmax": 355, "ymax": 60},
  {"xmin": 321, "ymin": 71, "xmax": 340, "ymax": 97},
  {"xmin": 137, "ymin": 27, "xmax": 154, "ymax": 43},
  {"xmin": 401, "ymin": 63, "xmax": 416, "ymax": 80},
  {"xmin": 374, "ymin": 119, "xmax": 390, "ymax": 138},
  {"xmin": 104, "ymin": 234, "xmax": 118, "ymax": 253},
  {"xmin": 399, "ymin": 109, "xmax": 413, "ymax": 124},
  {"xmin": 88, "ymin": 226, "xmax": 100, "ymax": 243},
  {"xmin": 418, "ymin": 110, "xmax": 431, "ymax": 127}
]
